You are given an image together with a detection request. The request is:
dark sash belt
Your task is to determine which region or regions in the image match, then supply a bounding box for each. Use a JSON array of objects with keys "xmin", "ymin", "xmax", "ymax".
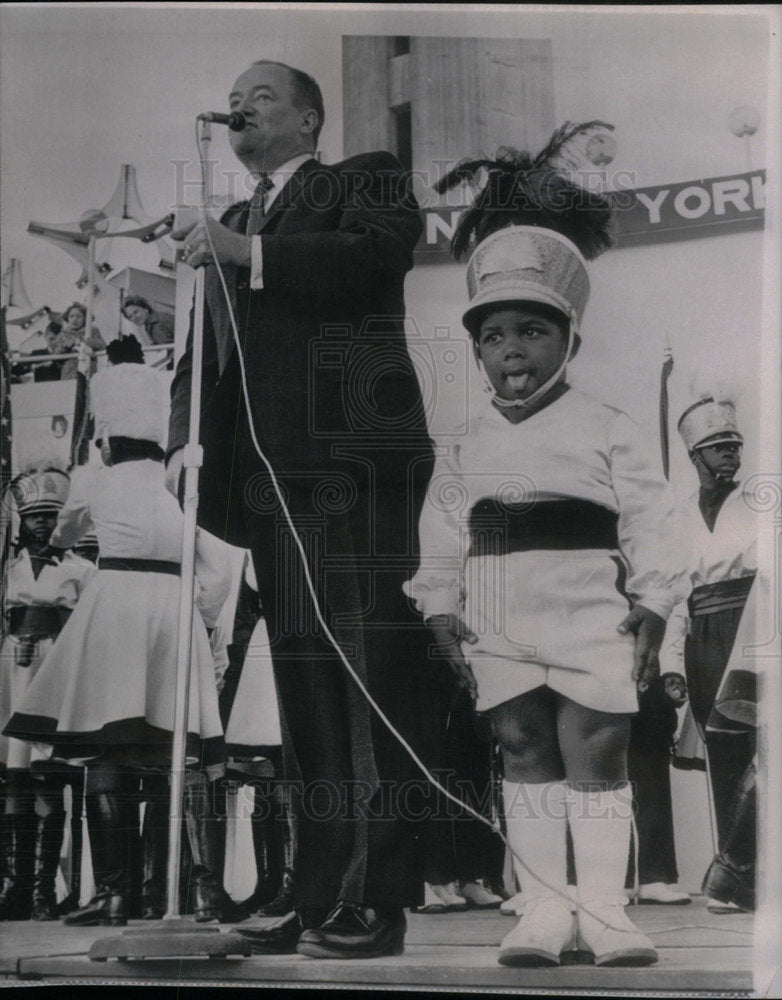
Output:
[
  {"xmin": 468, "ymin": 498, "xmax": 620, "ymax": 557},
  {"xmin": 688, "ymin": 574, "xmax": 755, "ymax": 618},
  {"xmin": 8, "ymin": 605, "xmax": 71, "ymax": 639},
  {"xmin": 98, "ymin": 557, "xmax": 181, "ymax": 576}
]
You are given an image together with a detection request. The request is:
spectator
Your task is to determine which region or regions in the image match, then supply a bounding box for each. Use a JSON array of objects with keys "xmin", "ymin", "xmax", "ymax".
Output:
[
  {"xmin": 57, "ymin": 303, "xmax": 105, "ymax": 380},
  {"xmin": 121, "ymin": 295, "xmax": 175, "ymax": 346}
]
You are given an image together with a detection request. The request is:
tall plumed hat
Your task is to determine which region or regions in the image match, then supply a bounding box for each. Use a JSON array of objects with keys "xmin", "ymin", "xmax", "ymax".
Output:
[
  {"xmin": 434, "ymin": 122, "xmax": 616, "ymax": 335},
  {"xmin": 678, "ymin": 380, "xmax": 743, "ymax": 452},
  {"xmin": 91, "ymin": 362, "xmax": 169, "ymax": 447},
  {"xmin": 11, "ymin": 466, "xmax": 70, "ymax": 515}
]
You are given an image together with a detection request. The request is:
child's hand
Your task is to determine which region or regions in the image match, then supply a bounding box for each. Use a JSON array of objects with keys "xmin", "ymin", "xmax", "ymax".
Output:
[
  {"xmin": 617, "ymin": 604, "xmax": 667, "ymax": 692},
  {"xmin": 426, "ymin": 613, "xmax": 479, "ymax": 702}
]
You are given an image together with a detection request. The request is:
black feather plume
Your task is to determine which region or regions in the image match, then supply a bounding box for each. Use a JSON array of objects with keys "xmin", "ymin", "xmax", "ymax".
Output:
[{"xmin": 434, "ymin": 122, "xmax": 616, "ymax": 261}]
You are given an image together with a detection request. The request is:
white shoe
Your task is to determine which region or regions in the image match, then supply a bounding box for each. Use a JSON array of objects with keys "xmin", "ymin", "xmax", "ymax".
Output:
[
  {"xmin": 500, "ymin": 884, "xmax": 577, "ymax": 917},
  {"xmin": 460, "ymin": 879, "xmax": 504, "ymax": 909},
  {"xmin": 498, "ymin": 895, "xmax": 576, "ymax": 967},
  {"xmin": 500, "ymin": 890, "xmax": 526, "ymax": 916},
  {"xmin": 576, "ymin": 897, "xmax": 658, "ymax": 966},
  {"xmin": 414, "ymin": 881, "xmax": 468, "ymax": 913},
  {"xmin": 637, "ymin": 882, "xmax": 692, "ymax": 905}
]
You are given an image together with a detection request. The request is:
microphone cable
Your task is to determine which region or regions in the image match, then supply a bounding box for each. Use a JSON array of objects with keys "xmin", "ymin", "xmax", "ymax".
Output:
[{"xmin": 192, "ymin": 122, "xmax": 654, "ymax": 928}]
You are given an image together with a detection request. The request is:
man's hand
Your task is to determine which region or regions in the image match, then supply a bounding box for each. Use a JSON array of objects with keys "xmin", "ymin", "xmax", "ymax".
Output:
[
  {"xmin": 165, "ymin": 448, "xmax": 184, "ymax": 499},
  {"xmin": 171, "ymin": 215, "xmax": 251, "ymax": 269},
  {"xmin": 426, "ymin": 613, "xmax": 479, "ymax": 702},
  {"xmin": 618, "ymin": 604, "xmax": 667, "ymax": 692}
]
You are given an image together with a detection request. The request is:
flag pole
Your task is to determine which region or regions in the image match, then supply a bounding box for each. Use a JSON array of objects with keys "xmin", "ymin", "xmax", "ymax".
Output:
[{"xmin": 659, "ymin": 335, "xmax": 674, "ymax": 480}]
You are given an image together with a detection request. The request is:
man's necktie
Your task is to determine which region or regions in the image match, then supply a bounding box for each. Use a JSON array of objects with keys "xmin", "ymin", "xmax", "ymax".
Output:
[{"xmin": 245, "ymin": 173, "xmax": 274, "ymax": 235}]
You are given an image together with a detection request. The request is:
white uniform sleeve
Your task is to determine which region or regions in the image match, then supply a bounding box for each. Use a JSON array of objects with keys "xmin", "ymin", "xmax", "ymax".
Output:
[
  {"xmin": 194, "ymin": 530, "xmax": 232, "ymax": 630},
  {"xmin": 51, "ymin": 466, "xmax": 97, "ymax": 549},
  {"xmin": 403, "ymin": 440, "xmax": 468, "ymax": 621},
  {"xmin": 609, "ymin": 411, "xmax": 690, "ymax": 620}
]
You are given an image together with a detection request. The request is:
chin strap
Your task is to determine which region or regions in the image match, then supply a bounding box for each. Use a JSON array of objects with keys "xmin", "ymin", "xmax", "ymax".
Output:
[{"xmin": 490, "ymin": 313, "xmax": 577, "ymax": 411}]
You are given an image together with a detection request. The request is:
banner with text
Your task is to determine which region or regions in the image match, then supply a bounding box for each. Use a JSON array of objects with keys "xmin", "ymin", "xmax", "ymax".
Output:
[{"xmin": 414, "ymin": 170, "xmax": 765, "ymax": 262}]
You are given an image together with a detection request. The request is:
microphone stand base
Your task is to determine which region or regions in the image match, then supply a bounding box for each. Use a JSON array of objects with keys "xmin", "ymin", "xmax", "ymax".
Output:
[{"xmin": 88, "ymin": 919, "xmax": 252, "ymax": 961}]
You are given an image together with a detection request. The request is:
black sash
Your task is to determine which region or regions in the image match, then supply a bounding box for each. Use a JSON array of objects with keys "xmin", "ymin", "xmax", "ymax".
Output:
[
  {"xmin": 98, "ymin": 558, "xmax": 181, "ymax": 576},
  {"xmin": 468, "ymin": 498, "xmax": 620, "ymax": 557},
  {"xmin": 688, "ymin": 574, "xmax": 755, "ymax": 617}
]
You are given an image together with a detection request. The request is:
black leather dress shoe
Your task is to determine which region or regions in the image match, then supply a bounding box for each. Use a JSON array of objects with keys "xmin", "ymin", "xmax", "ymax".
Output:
[
  {"xmin": 236, "ymin": 908, "xmax": 327, "ymax": 954},
  {"xmin": 296, "ymin": 902, "xmax": 406, "ymax": 959},
  {"xmin": 63, "ymin": 892, "xmax": 128, "ymax": 927},
  {"xmin": 702, "ymin": 854, "xmax": 754, "ymax": 912}
]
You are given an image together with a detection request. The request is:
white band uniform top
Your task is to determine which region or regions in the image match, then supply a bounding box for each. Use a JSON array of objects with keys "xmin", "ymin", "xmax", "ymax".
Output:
[{"xmin": 405, "ymin": 389, "xmax": 689, "ymax": 714}]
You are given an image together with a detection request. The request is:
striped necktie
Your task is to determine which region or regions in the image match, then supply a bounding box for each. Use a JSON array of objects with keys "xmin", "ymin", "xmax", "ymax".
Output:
[{"xmin": 245, "ymin": 173, "xmax": 274, "ymax": 235}]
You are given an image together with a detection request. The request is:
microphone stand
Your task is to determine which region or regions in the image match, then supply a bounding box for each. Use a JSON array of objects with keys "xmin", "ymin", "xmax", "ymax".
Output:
[{"xmin": 89, "ymin": 119, "xmax": 249, "ymax": 962}]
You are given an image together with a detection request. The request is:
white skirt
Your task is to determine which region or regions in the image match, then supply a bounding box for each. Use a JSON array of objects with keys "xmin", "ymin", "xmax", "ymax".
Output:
[
  {"xmin": 4, "ymin": 569, "xmax": 224, "ymax": 762},
  {"xmin": 463, "ymin": 549, "xmax": 639, "ymax": 714},
  {"xmin": 0, "ymin": 635, "xmax": 55, "ymax": 768},
  {"xmin": 225, "ymin": 617, "xmax": 281, "ymax": 751}
]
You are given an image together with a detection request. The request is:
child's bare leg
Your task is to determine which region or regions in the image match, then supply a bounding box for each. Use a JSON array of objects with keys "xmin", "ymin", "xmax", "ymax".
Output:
[
  {"xmin": 554, "ymin": 694, "xmax": 656, "ymax": 966},
  {"xmin": 490, "ymin": 686, "xmax": 563, "ymax": 782},
  {"xmin": 555, "ymin": 696, "xmax": 629, "ymax": 789},
  {"xmin": 489, "ymin": 688, "xmax": 573, "ymax": 966}
]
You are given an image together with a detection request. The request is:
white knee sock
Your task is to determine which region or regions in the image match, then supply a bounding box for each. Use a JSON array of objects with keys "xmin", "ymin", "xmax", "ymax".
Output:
[
  {"xmin": 568, "ymin": 785, "xmax": 633, "ymax": 903},
  {"xmin": 502, "ymin": 780, "xmax": 568, "ymax": 901}
]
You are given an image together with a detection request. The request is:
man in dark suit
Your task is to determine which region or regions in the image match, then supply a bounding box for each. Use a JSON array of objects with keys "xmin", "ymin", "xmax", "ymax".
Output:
[{"xmin": 168, "ymin": 60, "xmax": 436, "ymax": 959}]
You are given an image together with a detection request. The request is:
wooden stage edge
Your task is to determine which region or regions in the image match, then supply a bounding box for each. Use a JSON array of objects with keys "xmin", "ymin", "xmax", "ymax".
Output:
[{"xmin": 0, "ymin": 896, "xmax": 756, "ymax": 994}]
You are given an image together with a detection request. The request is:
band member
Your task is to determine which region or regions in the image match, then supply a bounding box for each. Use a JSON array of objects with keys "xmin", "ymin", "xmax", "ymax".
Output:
[
  {"xmin": 667, "ymin": 390, "xmax": 757, "ymax": 911},
  {"xmin": 4, "ymin": 355, "xmax": 232, "ymax": 925},
  {"xmin": 0, "ymin": 468, "xmax": 94, "ymax": 920}
]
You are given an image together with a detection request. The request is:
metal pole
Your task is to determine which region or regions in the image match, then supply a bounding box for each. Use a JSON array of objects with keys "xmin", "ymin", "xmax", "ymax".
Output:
[
  {"xmin": 86, "ymin": 236, "xmax": 96, "ymax": 345},
  {"xmin": 163, "ymin": 121, "xmax": 210, "ymax": 921}
]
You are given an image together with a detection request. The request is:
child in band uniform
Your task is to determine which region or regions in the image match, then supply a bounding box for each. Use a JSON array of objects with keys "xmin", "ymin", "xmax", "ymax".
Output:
[{"xmin": 406, "ymin": 128, "xmax": 688, "ymax": 967}]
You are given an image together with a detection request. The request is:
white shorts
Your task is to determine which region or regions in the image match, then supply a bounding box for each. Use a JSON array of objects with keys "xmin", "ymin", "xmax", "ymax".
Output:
[{"xmin": 463, "ymin": 549, "xmax": 639, "ymax": 714}]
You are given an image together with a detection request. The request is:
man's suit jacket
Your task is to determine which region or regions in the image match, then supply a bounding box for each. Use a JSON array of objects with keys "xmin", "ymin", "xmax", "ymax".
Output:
[{"xmin": 168, "ymin": 151, "xmax": 431, "ymax": 552}]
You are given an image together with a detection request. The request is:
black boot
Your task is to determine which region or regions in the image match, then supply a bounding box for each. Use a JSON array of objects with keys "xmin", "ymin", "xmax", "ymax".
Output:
[
  {"xmin": 239, "ymin": 783, "xmax": 282, "ymax": 915},
  {"xmin": 183, "ymin": 771, "xmax": 245, "ymax": 924},
  {"xmin": 0, "ymin": 812, "xmax": 37, "ymax": 921},
  {"xmin": 31, "ymin": 809, "xmax": 65, "ymax": 921},
  {"xmin": 702, "ymin": 761, "xmax": 756, "ymax": 912},
  {"xmin": 141, "ymin": 784, "xmax": 169, "ymax": 920},
  {"xmin": 64, "ymin": 793, "xmax": 129, "ymax": 927},
  {"xmin": 704, "ymin": 731, "xmax": 754, "ymax": 848},
  {"xmin": 257, "ymin": 782, "xmax": 297, "ymax": 917}
]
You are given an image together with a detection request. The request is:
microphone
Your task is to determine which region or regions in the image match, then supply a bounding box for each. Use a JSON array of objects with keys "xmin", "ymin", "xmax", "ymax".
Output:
[{"xmin": 197, "ymin": 111, "xmax": 247, "ymax": 131}]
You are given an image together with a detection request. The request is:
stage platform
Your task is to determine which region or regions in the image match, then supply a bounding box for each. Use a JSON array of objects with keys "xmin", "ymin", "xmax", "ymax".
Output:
[{"xmin": 0, "ymin": 896, "xmax": 754, "ymax": 993}]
